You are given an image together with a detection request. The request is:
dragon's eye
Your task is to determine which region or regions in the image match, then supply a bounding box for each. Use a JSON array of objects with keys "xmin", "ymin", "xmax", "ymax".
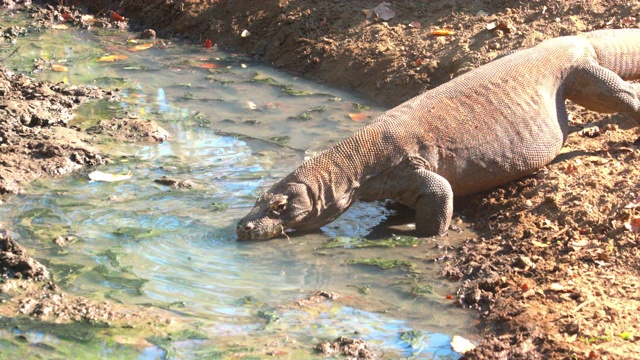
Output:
[{"xmin": 269, "ymin": 197, "xmax": 287, "ymax": 212}]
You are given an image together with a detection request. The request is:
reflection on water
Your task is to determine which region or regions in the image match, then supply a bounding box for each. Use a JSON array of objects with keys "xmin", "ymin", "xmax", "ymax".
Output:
[{"xmin": 0, "ymin": 9, "xmax": 477, "ymax": 359}]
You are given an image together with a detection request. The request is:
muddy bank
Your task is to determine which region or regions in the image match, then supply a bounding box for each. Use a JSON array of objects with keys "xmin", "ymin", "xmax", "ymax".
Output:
[
  {"xmin": 0, "ymin": 64, "xmax": 115, "ymax": 195},
  {"xmin": 79, "ymin": 0, "xmax": 636, "ymax": 109}
]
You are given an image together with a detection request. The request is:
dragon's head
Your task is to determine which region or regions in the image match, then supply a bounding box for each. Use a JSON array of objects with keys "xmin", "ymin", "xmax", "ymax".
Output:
[{"xmin": 237, "ymin": 182, "xmax": 315, "ymax": 240}]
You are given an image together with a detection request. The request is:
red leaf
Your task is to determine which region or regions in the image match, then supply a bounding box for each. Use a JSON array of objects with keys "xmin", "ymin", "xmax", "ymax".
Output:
[
  {"xmin": 110, "ymin": 11, "xmax": 125, "ymax": 22},
  {"xmin": 203, "ymin": 39, "xmax": 213, "ymax": 48},
  {"xmin": 348, "ymin": 113, "xmax": 367, "ymax": 122}
]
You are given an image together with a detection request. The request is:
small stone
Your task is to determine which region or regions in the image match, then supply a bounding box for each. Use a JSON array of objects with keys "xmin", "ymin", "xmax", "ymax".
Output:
[
  {"xmin": 140, "ymin": 29, "xmax": 156, "ymax": 39},
  {"xmin": 514, "ymin": 255, "xmax": 535, "ymax": 270}
]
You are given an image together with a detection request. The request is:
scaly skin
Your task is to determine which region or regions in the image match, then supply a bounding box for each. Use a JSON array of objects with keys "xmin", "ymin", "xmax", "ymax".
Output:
[{"xmin": 237, "ymin": 29, "xmax": 640, "ymax": 241}]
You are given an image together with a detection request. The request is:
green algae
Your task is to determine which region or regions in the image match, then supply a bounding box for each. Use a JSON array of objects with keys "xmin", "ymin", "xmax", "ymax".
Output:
[
  {"xmin": 321, "ymin": 235, "xmax": 423, "ymax": 249},
  {"xmin": 345, "ymin": 257, "xmax": 418, "ymax": 271},
  {"xmin": 112, "ymin": 227, "xmax": 160, "ymax": 241}
]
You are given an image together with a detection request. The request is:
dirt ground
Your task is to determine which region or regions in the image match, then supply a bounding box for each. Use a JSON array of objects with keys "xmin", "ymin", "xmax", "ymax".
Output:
[{"xmin": 2, "ymin": 0, "xmax": 640, "ymax": 358}]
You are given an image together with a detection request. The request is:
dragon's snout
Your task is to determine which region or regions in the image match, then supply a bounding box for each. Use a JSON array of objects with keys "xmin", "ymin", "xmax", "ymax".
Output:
[{"xmin": 236, "ymin": 219, "xmax": 282, "ymax": 241}]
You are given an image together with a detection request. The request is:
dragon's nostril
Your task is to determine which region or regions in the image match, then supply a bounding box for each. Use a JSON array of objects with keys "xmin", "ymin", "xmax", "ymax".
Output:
[{"xmin": 244, "ymin": 223, "xmax": 255, "ymax": 231}]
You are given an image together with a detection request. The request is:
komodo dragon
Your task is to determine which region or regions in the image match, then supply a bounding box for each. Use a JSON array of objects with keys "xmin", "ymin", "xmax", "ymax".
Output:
[{"xmin": 237, "ymin": 29, "xmax": 640, "ymax": 241}]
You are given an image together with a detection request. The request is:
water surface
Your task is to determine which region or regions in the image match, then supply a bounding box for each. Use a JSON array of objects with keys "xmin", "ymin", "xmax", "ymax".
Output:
[{"xmin": 0, "ymin": 10, "xmax": 477, "ymax": 358}]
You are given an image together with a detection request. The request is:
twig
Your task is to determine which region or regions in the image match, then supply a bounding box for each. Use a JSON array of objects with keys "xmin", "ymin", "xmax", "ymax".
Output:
[
  {"xmin": 0, "ymin": 45, "xmax": 21, "ymax": 62},
  {"xmin": 278, "ymin": 225, "xmax": 292, "ymax": 243}
]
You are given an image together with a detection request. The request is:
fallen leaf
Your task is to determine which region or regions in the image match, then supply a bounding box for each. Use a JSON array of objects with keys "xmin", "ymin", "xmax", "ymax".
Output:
[
  {"xmin": 203, "ymin": 39, "xmax": 213, "ymax": 48},
  {"xmin": 61, "ymin": 12, "xmax": 71, "ymax": 21},
  {"xmin": 624, "ymin": 196, "xmax": 640, "ymax": 209},
  {"xmin": 445, "ymin": 294, "xmax": 453, "ymax": 300},
  {"xmin": 487, "ymin": 21, "xmax": 514, "ymax": 33},
  {"xmin": 565, "ymin": 163, "xmax": 579, "ymax": 176},
  {"xmin": 110, "ymin": 11, "xmax": 125, "ymax": 22},
  {"xmin": 450, "ymin": 335, "xmax": 476, "ymax": 354},
  {"xmin": 374, "ymin": 2, "xmax": 395, "ymax": 21},
  {"xmin": 51, "ymin": 64, "xmax": 68, "ymax": 72},
  {"xmin": 587, "ymin": 350, "xmax": 601, "ymax": 360},
  {"xmin": 348, "ymin": 113, "xmax": 367, "ymax": 122},
  {"xmin": 624, "ymin": 217, "xmax": 640, "ymax": 233},
  {"xmin": 565, "ymin": 333, "xmax": 577, "ymax": 342},
  {"xmin": 88, "ymin": 171, "xmax": 133, "ymax": 182},
  {"xmin": 570, "ymin": 239, "xmax": 589, "ymax": 248},
  {"xmin": 195, "ymin": 63, "xmax": 219, "ymax": 69},
  {"xmin": 129, "ymin": 43, "xmax": 153, "ymax": 52},
  {"xmin": 97, "ymin": 54, "xmax": 128, "ymax": 62},
  {"xmin": 619, "ymin": 331, "xmax": 633, "ymax": 340},
  {"xmin": 51, "ymin": 24, "xmax": 68, "ymax": 30},
  {"xmin": 570, "ymin": 239, "xmax": 589, "ymax": 251},
  {"xmin": 532, "ymin": 240, "xmax": 549, "ymax": 248},
  {"xmin": 431, "ymin": 27, "xmax": 455, "ymax": 36},
  {"xmin": 414, "ymin": 59, "xmax": 423, "ymax": 67},
  {"xmin": 246, "ymin": 100, "xmax": 257, "ymax": 110},
  {"xmin": 622, "ymin": 16, "xmax": 637, "ymax": 25}
]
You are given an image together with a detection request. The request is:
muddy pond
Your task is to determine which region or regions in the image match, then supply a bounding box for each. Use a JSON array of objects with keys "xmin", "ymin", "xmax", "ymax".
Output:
[{"xmin": 0, "ymin": 10, "xmax": 477, "ymax": 359}]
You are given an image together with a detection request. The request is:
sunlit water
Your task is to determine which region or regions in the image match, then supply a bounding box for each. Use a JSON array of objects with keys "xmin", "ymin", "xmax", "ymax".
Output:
[{"xmin": 0, "ymin": 9, "xmax": 477, "ymax": 358}]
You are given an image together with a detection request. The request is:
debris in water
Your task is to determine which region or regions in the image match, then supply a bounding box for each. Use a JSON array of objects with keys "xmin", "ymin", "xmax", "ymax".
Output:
[
  {"xmin": 451, "ymin": 335, "xmax": 476, "ymax": 354},
  {"xmin": 88, "ymin": 170, "xmax": 133, "ymax": 182}
]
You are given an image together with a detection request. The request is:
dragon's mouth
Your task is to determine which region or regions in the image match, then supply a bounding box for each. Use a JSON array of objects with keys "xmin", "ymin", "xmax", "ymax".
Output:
[{"xmin": 236, "ymin": 222, "xmax": 287, "ymax": 241}]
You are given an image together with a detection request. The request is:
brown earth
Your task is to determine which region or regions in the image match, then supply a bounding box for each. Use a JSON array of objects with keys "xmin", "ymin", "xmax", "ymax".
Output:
[{"xmin": 1, "ymin": 0, "xmax": 640, "ymax": 359}]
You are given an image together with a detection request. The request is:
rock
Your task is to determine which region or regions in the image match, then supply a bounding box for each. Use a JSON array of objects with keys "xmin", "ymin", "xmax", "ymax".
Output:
[
  {"xmin": 0, "ymin": 232, "xmax": 49, "ymax": 280},
  {"xmin": 514, "ymin": 255, "xmax": 535, "ymax": 270},
  {"xmin": 140, "ymin": 29, "xmax": 156, "ymax": 39}
]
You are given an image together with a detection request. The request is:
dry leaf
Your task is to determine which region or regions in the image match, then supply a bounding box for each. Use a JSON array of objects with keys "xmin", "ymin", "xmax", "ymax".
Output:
[
  {"xmin": 129, "ymin": 43, "xmax": 153, "ymax": 52},
  {"xmin": 51, "ymin": 24, "xmax": 68, "ymax": 30},
  {"xmin": 622, "ymin": 16, "xmax": 637, "ymax": 25},
  {"xmin": 196, "ymin": 63, "xmax": 219, "ymax": 69},
  {"xmin": 564, "ymin": 163, "xmax": 579, "ymax": 176},
  {"xmin": 51, "ymin": 64, "xmax": 68, "ymax": 72},
  {"xmin": 624, "ymin": 217, "xmax": 640, "ymax": 233},
  {"xmin": 348, "ymin": 113, "xmax": 367, "ymax": 122},
  {"xmin": 532, "ymin": 240, "xmax": 549, "ymax": 248},
  {"xmin": 110, "ymin": 11, "xmax": 125, "ymax": 22},
  {"xmin": 88, "ymin": 171, "xmax": 133, "ymax": 182},
  {"xmin": 374, "ymin": 2, "xmax": 395, "ymax": 21},
  {"xmin": 624, "ymin": 197, "xmax": 640, "ymax": 209},
  {"xmin": 246, "ymin": 100, "xmax": 257, "ymax": 110},
  {"xmin": 431, "ymin": 27, "xmax": 455, "ymax": 36},
  {"xmin": 487, "ymin": 21, "xmax": 514, "ymax": 33},
  {"xmin": 570, "ymin": 239, "xmax": 589, "ymax": 248},
  {"xmin": 97, "ymin": 54, "xmax": 128, "ymax": 62},
  {"xmin": 450, "ymin": 335, "xmax": 476, "ymax": 354}
]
